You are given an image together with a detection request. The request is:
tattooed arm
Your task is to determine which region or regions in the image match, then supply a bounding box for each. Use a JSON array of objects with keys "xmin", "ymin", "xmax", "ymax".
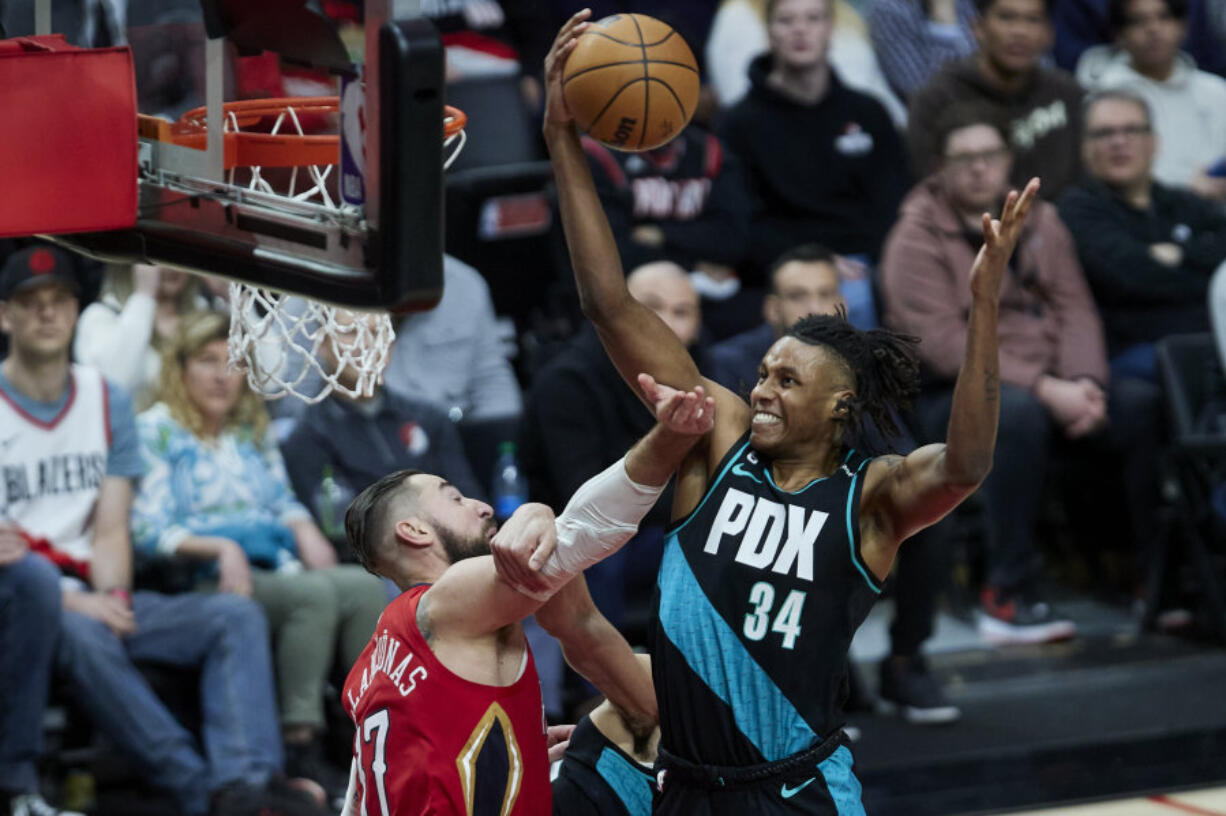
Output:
[{"xmin": 858, "ymin": 179, "xmax": 1041, "ymax": 577}]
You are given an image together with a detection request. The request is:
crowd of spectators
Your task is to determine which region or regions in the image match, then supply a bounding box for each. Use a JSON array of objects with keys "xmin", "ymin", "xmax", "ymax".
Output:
[{"xmin": 3, "ymin": 0, "xmax": 1226, "ymax": 813}]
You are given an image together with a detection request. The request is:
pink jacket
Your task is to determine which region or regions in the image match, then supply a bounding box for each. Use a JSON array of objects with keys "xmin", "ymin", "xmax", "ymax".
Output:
[{"xmin": 880, "ymin": 176, "xmax": 1108, "ymax": 389}]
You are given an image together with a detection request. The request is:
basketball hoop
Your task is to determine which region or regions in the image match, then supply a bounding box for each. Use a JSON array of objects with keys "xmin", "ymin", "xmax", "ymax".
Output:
[{"xmin": 142, "ymin": 95, "xmax": 467, "ymax": 403}]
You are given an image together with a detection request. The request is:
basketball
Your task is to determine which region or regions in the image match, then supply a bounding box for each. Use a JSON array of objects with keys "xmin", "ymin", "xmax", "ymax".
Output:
[{"xmin": 562, "ymin": 14, "xmax": 700, "ymax": 152}]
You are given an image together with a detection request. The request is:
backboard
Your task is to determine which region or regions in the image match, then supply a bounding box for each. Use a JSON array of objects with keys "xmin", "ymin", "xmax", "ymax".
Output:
[{"xmin": 0, "ymin": 0, "xmax": 447, "ymax": 313}]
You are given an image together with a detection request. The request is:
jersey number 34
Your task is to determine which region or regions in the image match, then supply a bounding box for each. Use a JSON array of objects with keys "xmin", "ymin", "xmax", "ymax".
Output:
[{"xmin": 743, "ymin": 581, "xmax": 806, "ymax": 649}]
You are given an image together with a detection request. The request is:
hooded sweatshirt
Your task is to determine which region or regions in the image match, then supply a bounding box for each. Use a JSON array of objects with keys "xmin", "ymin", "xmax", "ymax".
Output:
[
  {"xmin": 718, "ymin": 54, "xmax": 910, "ymax": 270},
  {"xmin": 907, "ymin": 56, "xmax": 1085, "ymax": 197},
  {"xmin": 1077, "ymin": 45, "xmax": 1226, "ymax": 189},
  {"xmin": 881, "ymin": 175, "xmax": 1108, "ymax": 388}
]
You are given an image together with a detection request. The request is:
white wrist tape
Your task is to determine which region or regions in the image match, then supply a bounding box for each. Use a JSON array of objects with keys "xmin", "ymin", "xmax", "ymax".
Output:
[{"xmin": 516, "ymin": 456, "xmax": 665, "ymax": 600}]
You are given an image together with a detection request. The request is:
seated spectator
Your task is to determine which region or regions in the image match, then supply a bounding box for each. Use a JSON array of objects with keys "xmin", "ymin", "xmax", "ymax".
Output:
[
  {"xmin": 707, "ymin": 244, "xmax": 846, "ymax": 395},
  {"xmin": 520, "ymin": 262, "xmax": 707, "ymax": 635},
  {"xmin": 382, "ymin": 254, "xmax": 523, "ymax": 425},
  {"xmin": 707, "ymin": 244, "xmax": 960, "ymax": 724},
  {"xmin": 131, "ymin": 310, "xmax": 386, "ymax": 806},
  {"xmin": 0, "ymin": 250, "xmax": 314, "ymax": 816},
  {"xmin": 1051, "ymin": 0, "xmax": 1226, "ymax": 77},
  {"xmin": 280, "ymin": 310, "xmax": 485, "ymax": 541},
  {"xmin": 907, "ymin": 0, "xmax": 1085, "ymax": 197},
  {"xmin": 1, "ymin": 546, "xmax": 77, "ymax": 815},
  {"xmin": 718, "ymin": 0, "xmax": 909, "ymax": 285},
  {"xmin": 868, "ymin": 0, "xmax": 979, "ymax": 100},
  {"xmin": 882, "ymin": 106, "xmax": 1162, "ymax": 644},
  {"xmin": 74, "ymin": 264, "xmax": 212, "ymax": 410},
  {"xmin": 1076, "ymin": 0, "xmax": 1226, "ymax": 200},
  {"xmin": 582, "ymin": 125, "xmax": 751, "ymax": 284},
  {"xmin": 707, "ymin": 0, "xmax": 908, "ymax": 124},
  {"xmin": 1058, "ymin": 90, "xmax": 1226, "ymax": 381}
]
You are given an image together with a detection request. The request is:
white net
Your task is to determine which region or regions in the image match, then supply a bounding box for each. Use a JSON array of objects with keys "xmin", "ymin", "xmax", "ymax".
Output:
[
  {"xmin": 196, "ymin": 98, "xmax": 465, "ymax": 403},
  {"xmin": 227, "ymin": 283, "xmax": 395, "ymax": 404}
]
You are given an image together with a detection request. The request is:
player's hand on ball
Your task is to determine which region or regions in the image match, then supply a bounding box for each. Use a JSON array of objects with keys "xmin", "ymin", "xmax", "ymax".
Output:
[
  {"xmin": 543, "ymin": 8, "xmax": 590, "ymax": 128},
  {"xmin": 492, "ymin": 502, "xmax": 559, "ymax": 596},
  {"xmin": 638, "ymin": 373, "xmax": 716, "ymax": 436}
]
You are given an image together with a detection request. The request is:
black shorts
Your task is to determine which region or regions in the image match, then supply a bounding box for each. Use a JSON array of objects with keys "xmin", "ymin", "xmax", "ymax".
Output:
[{"xmin": 653, "ymin": 732, "xmax": 865, "ymax": 815}]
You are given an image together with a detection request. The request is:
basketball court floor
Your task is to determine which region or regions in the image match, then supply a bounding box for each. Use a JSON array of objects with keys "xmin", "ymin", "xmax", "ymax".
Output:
[
  {"xmin": 1015, "ymin": 787, "xmax": 1226, "ymax": 815},
  {"xmin": 848, "ymin": 599, "xmax": 1226, "ymax": 815}
]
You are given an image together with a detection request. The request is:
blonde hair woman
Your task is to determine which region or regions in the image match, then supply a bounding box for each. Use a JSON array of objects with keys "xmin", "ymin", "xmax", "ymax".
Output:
[
  {"xmin": 73, "ymin": 264, "xmax": 210, "ymax": 408},
  {"xmin": 131, "ymin": 310, "xmax": 384, "ymax": 804}
]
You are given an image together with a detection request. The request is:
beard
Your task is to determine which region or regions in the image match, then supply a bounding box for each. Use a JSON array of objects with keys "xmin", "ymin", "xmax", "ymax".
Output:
[{"xmin": 435, "ymin": 518, "xmax": 496, "ymax": 565}]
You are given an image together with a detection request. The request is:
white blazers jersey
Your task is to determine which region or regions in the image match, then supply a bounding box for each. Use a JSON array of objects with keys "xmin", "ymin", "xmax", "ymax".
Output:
[{"xmin": 0, "ymin": 365, "xmax": 110, "ymax": 564}]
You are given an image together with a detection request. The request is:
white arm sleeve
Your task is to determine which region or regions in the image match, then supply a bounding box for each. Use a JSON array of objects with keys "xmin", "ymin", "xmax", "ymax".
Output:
[{"xmin": 516, "ymin": 456, "xmax": 665, "ymax": 601}]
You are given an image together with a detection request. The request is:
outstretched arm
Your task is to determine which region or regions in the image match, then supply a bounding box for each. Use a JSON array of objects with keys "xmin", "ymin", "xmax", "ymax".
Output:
[
  {"xmin": 425, "ymin": 382, "xmax": 715, "ymax": 639},
  {"xmin": 863, "ymin": 180, "xmax": 1041, "ymax": 567},
  {"xmin": 542, "ymin": 13, "xmax": 749, "ymax": 444},
  {"xmin": 490, "ymin": 375, "xmax": 715, "ymax": 597},
  {"xmin": 534, "ymin": 576, "xmax": 657, "ymax": 738}
]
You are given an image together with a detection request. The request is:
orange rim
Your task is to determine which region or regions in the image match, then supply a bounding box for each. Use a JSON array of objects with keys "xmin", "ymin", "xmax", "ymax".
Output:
[{"xmin": 146, "ymin": 96, "xmax": 467, "ymax": 169}]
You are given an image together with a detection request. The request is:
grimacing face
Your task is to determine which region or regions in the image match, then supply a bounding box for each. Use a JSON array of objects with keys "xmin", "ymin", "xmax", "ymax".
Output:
[
  {"xmin": 768, "ymin": 0, "xmax": 833, "ymax": 73},
  {"xmin": 749, "ymin": 337, "xmax": 853, "ymax": 459}
]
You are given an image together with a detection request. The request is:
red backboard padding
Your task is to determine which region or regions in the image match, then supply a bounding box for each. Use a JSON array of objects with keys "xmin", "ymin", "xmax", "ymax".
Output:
[{"xmin": 0, "ymin": 36, "xmax": 138, "ymax": 237}]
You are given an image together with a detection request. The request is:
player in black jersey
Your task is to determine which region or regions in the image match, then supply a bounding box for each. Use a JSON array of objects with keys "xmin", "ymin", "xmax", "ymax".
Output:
[{"xmin": 532, "ymin": 12, "xmax": 1040, "ymax": 814}]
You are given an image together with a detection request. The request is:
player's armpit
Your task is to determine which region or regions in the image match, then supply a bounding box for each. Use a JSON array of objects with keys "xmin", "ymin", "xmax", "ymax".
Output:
[{"xmin": 861, "ymin": 446, "xmax": 980, "ymax": 557}]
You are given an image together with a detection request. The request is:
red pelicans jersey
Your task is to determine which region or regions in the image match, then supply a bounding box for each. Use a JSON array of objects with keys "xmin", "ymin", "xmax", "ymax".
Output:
[{"xmin": 343, "ymin": 584, "xmax": 552, "ymax": 815}]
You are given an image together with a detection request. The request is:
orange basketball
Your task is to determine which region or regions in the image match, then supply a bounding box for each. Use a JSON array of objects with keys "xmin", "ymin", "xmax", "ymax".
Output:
[{"xmin": 562, "ymin": 14, "xmax": 700, "ymax": 152}]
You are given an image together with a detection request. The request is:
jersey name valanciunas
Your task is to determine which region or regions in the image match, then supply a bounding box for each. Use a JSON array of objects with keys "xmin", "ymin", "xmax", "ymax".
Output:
[
  {"xmin": 650, "ymin": 432, "xmax": 883, "ymax": 767},
  {"xmin": 342, "ymin": 585, "xmax": 551, "ymax": 816}
]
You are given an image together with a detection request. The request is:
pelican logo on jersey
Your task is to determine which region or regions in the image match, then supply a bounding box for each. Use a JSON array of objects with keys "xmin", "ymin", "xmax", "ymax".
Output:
[
  {"xmin": 346, "ymin": 628, "xmax": 428, "ymax": 713},
  {"xmin": 702, "ymin": 488, "xmax": 829, "ymax": 581},
  {"xmin": 456, "ymin": 702, "xmax": 524, "ymax": 816}
]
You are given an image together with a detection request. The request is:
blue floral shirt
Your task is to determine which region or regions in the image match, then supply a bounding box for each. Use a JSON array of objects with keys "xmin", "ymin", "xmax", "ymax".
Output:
[{"xmin": 132, "ymin": 402, "xmax": 313, "ymax": 563}]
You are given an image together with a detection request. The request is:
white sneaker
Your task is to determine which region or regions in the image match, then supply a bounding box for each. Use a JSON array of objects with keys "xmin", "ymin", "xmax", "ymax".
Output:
[{"xmin": 9, "ymin": 794, "xmax": 84, "ymax": 816}]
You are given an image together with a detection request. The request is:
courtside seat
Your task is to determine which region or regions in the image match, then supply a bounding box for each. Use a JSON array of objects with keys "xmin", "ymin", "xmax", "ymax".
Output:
[{"xmin": 1149, "ymin": 333, "xmax": 1226, "ymax": 641}]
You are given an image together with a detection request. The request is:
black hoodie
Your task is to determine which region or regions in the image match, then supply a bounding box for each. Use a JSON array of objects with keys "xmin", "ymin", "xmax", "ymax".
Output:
[
  {"xmin": 718, "ymin": 54, "xmax": 910, "ymax": 271},
  {"xmin": 906, "ymin": 56, "xmax": 1085, "ymax": 197}
]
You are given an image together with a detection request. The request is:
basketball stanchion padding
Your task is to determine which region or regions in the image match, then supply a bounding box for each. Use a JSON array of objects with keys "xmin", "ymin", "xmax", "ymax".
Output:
[{"xmin": 0, "ymin": 35, "xmax": 138, "ymax": 237}]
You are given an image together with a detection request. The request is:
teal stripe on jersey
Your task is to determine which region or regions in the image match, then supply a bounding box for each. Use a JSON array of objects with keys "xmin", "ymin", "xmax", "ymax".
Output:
[
  {"xmin": 595, "ymin": 748, "xmax": 654, "ymax": 816},
  {"xmin": 671, "ymin": 440, "xmax": 752, "ymax": 538},
  {"xmin": 657, "ymin": 535, "xmax": 817, "ymax": 761},
  {"xmin": 844, "ymin": 460, "xmax": 882, "ymax": 594},
  {"xmin": 818, "ymin": 745, "xmax": 866, "ymax": 815}
]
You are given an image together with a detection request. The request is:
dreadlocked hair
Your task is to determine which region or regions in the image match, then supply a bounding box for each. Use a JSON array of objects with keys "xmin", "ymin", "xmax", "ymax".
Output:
[{"xmin": 785, "ymin": 312, "xmax": 921, "ymax": 445}]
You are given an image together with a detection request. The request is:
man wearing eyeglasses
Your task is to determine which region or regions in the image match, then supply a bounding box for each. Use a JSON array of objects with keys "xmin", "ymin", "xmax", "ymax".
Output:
[
  {"xmin": 1058, "ymin": 89, "xmax": 1226, "ymax": 383},
  {"xmin": 881, "ymin": 104, "xmax": 1163, "ymax": 645}
]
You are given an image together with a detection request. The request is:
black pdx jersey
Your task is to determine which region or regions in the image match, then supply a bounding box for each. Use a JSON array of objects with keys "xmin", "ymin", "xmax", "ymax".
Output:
[
  {"xmin": 649, "ymin": 432, "xmax": 883, "ymax": 767},
  {"xmin": 552, "ymin": 715, "xmax": 655, "ymax": 816}
]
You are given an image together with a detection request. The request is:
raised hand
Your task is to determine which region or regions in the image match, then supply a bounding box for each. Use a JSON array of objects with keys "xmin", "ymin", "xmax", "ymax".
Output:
[
  {"xmin": 969, "ymin": 177, "xmax": 1040, "ymax": 301},
  {"xmin": 638, "ymin": 373, "xmax": 716, "ymax": 437},
  {"xmin": 543, "ymin": 9, "xmax": 591, "ymax": 128}
]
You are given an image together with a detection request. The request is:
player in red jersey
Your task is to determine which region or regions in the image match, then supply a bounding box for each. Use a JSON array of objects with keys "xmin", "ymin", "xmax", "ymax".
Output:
[{"xmin": 338, "ymin": 376, "xmax": 715, "ymax": 816}]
